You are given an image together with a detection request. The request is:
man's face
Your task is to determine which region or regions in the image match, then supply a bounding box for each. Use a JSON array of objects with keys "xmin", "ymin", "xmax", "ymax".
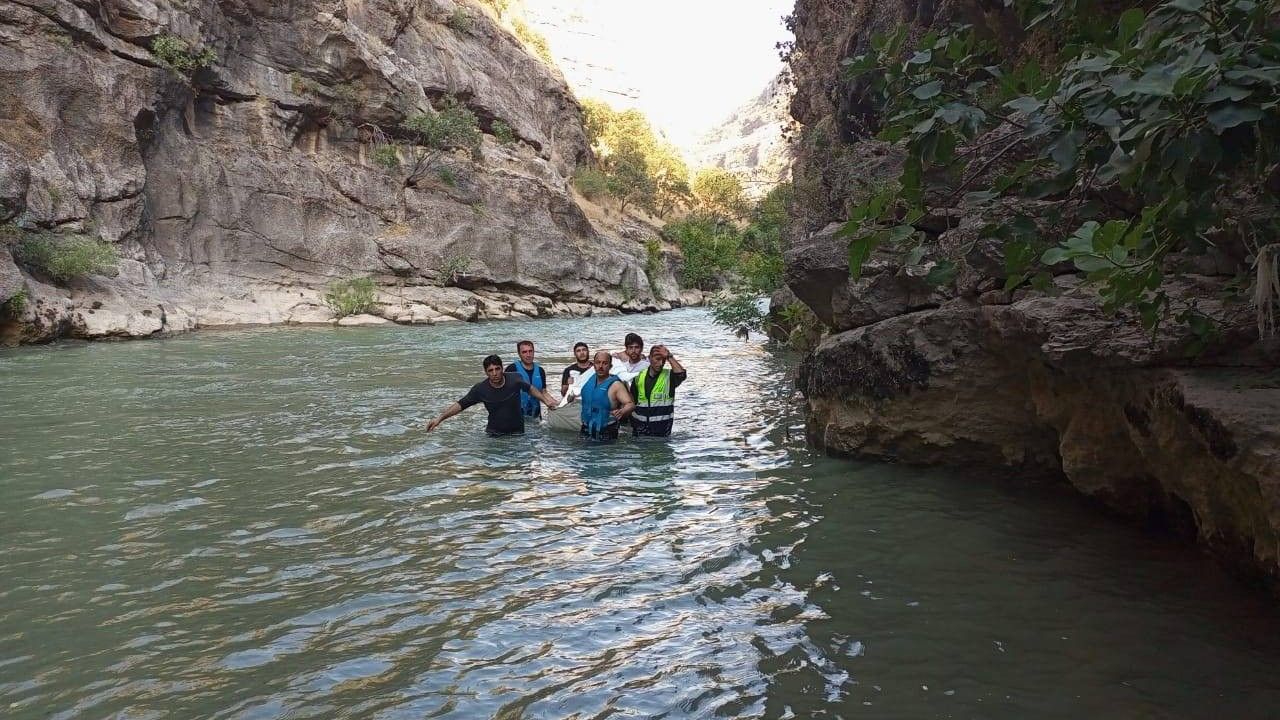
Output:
[
  {"xmin": 574, "ymin": 345, "xmax": 589, "ymax": 363},
  {"xmin": 484, "ymin": 363, "xmax": 504, "ymax": 384},
  {"xmin": 624, "ymin": 340, "xmax": 643, "ymax": 363},
  {"xmin": 518, "ymin": 344, "xmax": 535, "ymax": 365},
  {"xmin": 648, "ymin": 346, "xmax": 667, "ymax": 371},
  {"xmin": 593, "ymin": 352, "xmax": 612, "ymax": 377}
]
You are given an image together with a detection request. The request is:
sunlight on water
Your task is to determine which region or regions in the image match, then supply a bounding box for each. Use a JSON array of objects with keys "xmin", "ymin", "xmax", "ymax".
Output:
[{"xmin": 2, "ymin": 308, "xmax": 1279, "ymax": 719}]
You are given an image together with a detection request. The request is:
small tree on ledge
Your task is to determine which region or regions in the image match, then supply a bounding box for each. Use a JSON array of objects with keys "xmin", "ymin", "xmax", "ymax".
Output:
[{"xmin": 364, "ymin": 97, "xmax": 482, "ymax": 187}]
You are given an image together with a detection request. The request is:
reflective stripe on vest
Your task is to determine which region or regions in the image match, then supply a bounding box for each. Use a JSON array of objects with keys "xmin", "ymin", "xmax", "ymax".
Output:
[{"xmin": 634, "ymin": 369, "xmax": 672, "ymax": 408}]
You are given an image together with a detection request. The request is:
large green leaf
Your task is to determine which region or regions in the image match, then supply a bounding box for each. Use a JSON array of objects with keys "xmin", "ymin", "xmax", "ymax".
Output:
[
  {"xmin": 913, "ymin": 81, "xmax": 943, "ymax": 99},
  {"xmin": 925, "ymin": 260, "xmax": 957, "ymax": 287},
  {"xmin": 1117, "ymin": 8, "xmax": 1145, "ymax": 47},
  {"xmin": 1206, "ymin": 104, "xmax": 1263, "ymax": 132}
]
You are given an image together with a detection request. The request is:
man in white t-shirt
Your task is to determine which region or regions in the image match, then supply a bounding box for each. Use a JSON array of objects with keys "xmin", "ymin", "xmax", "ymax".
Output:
[{"xmin": 612, "ymin": 332, "xmax": 650, "ymax": 375}]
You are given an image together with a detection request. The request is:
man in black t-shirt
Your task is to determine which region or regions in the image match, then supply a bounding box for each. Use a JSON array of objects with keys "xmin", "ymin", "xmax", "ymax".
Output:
[
  {"xmin": 560, "ymin": 341, "xmax": 594, "ymax": 396},
  {"xmin": 425, "ymin": 354, "xmax": 559, "ymax": 435}
]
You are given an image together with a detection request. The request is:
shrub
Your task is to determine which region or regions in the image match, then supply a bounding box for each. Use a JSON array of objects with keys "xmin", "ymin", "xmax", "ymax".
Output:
[
  {"xmin": 446, "ymin": 7, "xmax": 473, "ymax": 33},
  {"xmin": 573, "ymin": 167, "xmax": 610, "ymax": 199},
  {"xmin": 437, "ymin": 167, "xmax": 457, "ymax": 187},
  {"xmin": 324, "ymin": 276, "xmax": 377, "ymax": 318},
  {"xmin": 692, "ymin": 168, "xmax": 750, "ymax": 220},
  {"xmin": 666, "ymin": 215, "xmax": 740, "ymax": 290},
  {"xmin": 2, "ymin": 289, "xmax": 27, "ymax": 318},
  {"xmin": 17, "ymin": 233, "xmax": 118, "ymax": 281},
  {"xmin": 372, "ymin": 144, "xmax": 400, "ymax": 170},
  {"xmin": 644, "ymin": 238, "xmax": 663, "ymax": 278},
  {"xmin": 151, "ymin": 34, "xmax": 215, "ymax": 76},
  {"xmin": 480, "ymin": 0, "xmax": 508, "ymax": 16},
  {"xmin": 366, "ymin": 97, "xmax": 482, "ymax": 187},
  {"xmin": 442, "ymin": 253, "xmax": 472, "ymax": 285},
  {"xmin": 512, "ymin": 19, "xmax": 555, "ymax": 65},
  {"xmin": 492, "ymin": 120, "xmax": 516, "ymax": 144},
  {"xmin": 710, "ymin": 291, "xmax": 766, "ymax": 333}
]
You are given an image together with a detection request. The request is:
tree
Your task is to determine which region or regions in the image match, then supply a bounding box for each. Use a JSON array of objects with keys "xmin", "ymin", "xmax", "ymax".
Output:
[
  {"xmin": 693, "ymin": 168, "xmax": 750, "ymax": 220},
  {"xmin": 577, "ymin": 98, "xmax": 692, "ymax": 217},
  {"xmin": 366, "ymin": 97, "xmax": 481, "ymax": 188}
]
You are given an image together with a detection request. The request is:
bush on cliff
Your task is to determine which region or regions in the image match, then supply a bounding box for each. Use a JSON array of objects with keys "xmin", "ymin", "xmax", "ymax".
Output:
[
  {"xmin": 151, "ymin": 34, "xmax": 216, "ymax": 77},
  {"xmin": 836, "ymin": 0, "xmax": 1280, "ymax": 338},
  {"xmin": 15, "ymin": 232, "xmax": 118, "ymax": 282},
  {"xmin": 366, "ymin": 97, "xmax": 482, "ymax": 188},
  {"xmin": 324, "ymin": 277, "xmax": 377, "ymax": 318}
]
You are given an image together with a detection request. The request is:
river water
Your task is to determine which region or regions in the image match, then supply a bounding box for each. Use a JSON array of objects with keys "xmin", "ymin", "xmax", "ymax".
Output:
[{"xmin": 2, "ymin": 307, "xmax": 1278, "ymax": 719}]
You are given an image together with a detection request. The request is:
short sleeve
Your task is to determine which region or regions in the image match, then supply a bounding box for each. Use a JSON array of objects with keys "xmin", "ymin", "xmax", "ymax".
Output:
[{"xmin": 457, "ymin": 387, "xmax": 481, "ymax": 409}]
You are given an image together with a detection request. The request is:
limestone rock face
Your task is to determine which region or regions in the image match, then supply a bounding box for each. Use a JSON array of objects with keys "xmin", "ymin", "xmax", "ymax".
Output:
[
  {"xmin": 688, "ymin": 72, "xmax": 796, "ymax": 198},
  {"xmin": 784, "ymin": 0, "xmax": 1280, "ymax": 588},
  {"xmin": 0, "ymin": 0, "xmax": 681, "ymax": 344}
]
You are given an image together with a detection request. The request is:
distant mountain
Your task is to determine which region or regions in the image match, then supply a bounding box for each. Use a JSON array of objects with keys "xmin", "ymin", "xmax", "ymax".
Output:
[{"xmin": 687, "ymin": 72, "xmax": 796, "ymax": 198}]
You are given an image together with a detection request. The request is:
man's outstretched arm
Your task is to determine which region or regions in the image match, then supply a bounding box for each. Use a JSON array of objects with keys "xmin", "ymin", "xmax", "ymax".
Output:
[
  {"xmin": 529, "ymin": 385, "xmax": 561, "ymax": 409},
  {"xmin": 426, "ymin": 402, "xmax": 464, "ymax": 432}
]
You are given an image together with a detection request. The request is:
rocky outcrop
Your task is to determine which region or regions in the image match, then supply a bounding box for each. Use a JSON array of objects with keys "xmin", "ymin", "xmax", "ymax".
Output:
[
  {"xmin": 0, "ymin": 0, "xmax": 685, "ymax": 345},
  {"xmin": 688, "ymin": 72, "xmax": 796, "ymax": 198},
  {"xmin": 784, "ymin": 0, "xmax": 1280, "ymax": 588}
]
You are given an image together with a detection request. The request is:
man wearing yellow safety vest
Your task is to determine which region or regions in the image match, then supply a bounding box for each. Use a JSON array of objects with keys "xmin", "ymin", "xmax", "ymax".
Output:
[{"xmin": 628, "ymin": 344, "xmax": 686, "ymax": 437}]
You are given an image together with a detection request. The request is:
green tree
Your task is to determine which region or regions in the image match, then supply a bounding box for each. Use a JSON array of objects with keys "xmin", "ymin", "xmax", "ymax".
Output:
[
  {"xmin": 577, "ymin": 99, "xmax": 692, "ymax": 217},
  {"xmin": 693, "ymin": 168, "xmax": 750, "ymax": 220},
  {"xmin": 366, "ymin": 96, "xmax": 481, "ymax": 187}
]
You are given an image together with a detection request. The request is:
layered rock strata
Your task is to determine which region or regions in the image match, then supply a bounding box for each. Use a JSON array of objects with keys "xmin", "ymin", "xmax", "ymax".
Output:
[{"xmin": 0, "ymin": 0, "xmax": 686, "ymax": 345}]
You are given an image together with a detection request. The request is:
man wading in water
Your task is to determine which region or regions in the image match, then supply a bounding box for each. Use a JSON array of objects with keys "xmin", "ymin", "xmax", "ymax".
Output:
[
  {"xmin": 504, "ymin": 340, "xmax": 547, "ymax": 419},
  {"xmin": 560, "ymin": 341, "xmax": 593, "ymax": 397},
  {"xmin": 577, "ymin": 350, "xmax": 635, "ymax": 440},
  {"xmin": 426, "ymin": 354, "xmax": 559, "ymax": 435}
]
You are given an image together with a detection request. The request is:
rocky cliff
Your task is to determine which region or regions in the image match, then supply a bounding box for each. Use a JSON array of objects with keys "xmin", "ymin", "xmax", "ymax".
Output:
[
  {"xmin": 0, "ymin": 0, "xmax": 690, "ymax": 345},
  {"xmin": 784, "ymin": 0, "xmax": 1280, "ymax": 587},
  {"xmin": 687, "ymin": 72, "xmax": 796, "ymax": 199}
]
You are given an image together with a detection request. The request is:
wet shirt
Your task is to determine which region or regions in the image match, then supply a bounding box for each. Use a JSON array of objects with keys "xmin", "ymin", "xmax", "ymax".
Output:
[{"xmin": 457, "ymin": 373, "xmax": 531, "ymax": 435}]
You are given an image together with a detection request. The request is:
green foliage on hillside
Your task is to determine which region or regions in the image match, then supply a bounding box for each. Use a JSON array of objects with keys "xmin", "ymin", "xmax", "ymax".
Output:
[
  {"xmin": 579, "ymin": 99, "xmax": 692, "ymax": 217},
  {"xmin": 512, "ymin": 19, "xmax": 555, "ymax": 65},
  {"xmin": 668, "ymin": 182, "xmax": 795, "ymax": 296},
  {"xmin": 838, "ymin": 0, "xmax": 1280, "ymax": 337}
]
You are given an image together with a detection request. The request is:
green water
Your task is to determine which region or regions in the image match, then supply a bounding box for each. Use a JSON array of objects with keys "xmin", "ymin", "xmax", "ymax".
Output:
[{"xmin": 2, "ymin": 308, "xmax": 1278, "ymax": 719}]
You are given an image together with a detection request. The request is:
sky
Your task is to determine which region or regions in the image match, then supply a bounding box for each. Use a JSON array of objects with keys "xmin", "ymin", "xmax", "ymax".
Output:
[{"xmin": 522, "ymin": 0, "xmax": 795, "ymax": 152}]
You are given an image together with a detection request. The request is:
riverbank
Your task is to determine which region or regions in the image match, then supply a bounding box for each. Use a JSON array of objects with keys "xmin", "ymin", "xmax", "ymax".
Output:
[{"xmin": 0, "ymin": 267, "xmax": 705, "ymax": 345}]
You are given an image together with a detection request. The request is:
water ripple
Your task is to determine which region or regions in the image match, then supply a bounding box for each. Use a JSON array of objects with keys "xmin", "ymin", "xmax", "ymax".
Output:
[{"xmin": 2, "ymin": 310, "xmax": 1280, "ymax": 718}]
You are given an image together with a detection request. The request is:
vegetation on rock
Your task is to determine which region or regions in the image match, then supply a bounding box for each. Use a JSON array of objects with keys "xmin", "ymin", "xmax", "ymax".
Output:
[
  {"xmin": 512, "ymin": 18, "xmax": 555, "ymax": 65},
  {"xmin": 365, "ymin": 96, "xmax": 482, "ymax": 188},
  {"xmin": 324, "ymin": 277, "xmax": 377, "ymax": 318},
  {"xmin": 14, "ymin": 231, "xmax": 118, "ymax": 281},
  {"xmin": 151, "ymin": 34, "xmax": 216, "ymax": 77},
  {"xmin": 836, "ymin": 0, "xmax": 1280, "ymax": 339}
]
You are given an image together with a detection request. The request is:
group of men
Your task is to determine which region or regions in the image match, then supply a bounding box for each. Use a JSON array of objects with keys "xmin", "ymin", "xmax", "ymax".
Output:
[{"xmin": 425, "ymin": 333, "xmax": 687, "ymax": 440}]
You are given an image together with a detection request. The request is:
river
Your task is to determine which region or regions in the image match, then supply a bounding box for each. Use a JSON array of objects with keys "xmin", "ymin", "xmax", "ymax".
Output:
[{"xmin": 2, "ymin": 307, "xmax": 1278, "ymax": 719}]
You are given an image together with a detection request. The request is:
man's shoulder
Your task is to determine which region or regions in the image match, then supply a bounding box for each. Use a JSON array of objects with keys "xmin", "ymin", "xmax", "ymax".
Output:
[{"xmin": 504, "ymin": 362, "xmax": 517, "ymax": 371}]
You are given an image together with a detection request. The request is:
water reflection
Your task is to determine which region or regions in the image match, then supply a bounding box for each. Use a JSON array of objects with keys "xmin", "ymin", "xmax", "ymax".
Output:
[{"xmin": 1, "ymin": 310, "xmax": 1279, "ymax": 719}]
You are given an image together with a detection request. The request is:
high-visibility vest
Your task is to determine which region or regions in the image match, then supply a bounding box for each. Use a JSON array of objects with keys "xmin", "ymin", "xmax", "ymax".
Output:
[{"xmin": 633, "ymin": 369, "xmax": 673, "ymax": 423}]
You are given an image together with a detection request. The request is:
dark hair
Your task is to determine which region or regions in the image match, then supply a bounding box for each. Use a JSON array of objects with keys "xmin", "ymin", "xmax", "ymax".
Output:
[
  {"xmin": 482, "ymin": 354, "xmax": 503, "ymax": 370},
  {"xmin": 573, "ymin": 341, "xmax": 588, "ymax": 351},
  {"xmin": 624, "ymin": 332, "xmax": 643, "ymax": 348},
  {"xmin": 516, "ymin": 340, "xmax": 535, "ymax": 352}
]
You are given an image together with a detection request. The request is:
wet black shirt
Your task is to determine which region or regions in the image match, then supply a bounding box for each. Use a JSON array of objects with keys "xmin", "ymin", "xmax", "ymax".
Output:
[{"xmin": 458, "ymin": 373, "xmax": 531, "ymax": 435}]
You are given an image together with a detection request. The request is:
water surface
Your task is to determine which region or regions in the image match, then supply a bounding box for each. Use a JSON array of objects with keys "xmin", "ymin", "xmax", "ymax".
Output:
[{"xmin": 2, "ymin": 308, "xmax": 1278, "ymax": 718}]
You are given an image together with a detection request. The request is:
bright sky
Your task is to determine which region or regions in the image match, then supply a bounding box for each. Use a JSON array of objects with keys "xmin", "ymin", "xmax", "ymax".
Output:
[{"xmin": 523, "ymin": 0, "xmax": 794, "ymax": 152}]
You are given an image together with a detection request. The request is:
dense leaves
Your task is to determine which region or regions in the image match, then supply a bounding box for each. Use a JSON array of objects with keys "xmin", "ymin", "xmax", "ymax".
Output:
[{"xmin": 840, "ymin": 0, "xmax": 1280, "ymax": 335}]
